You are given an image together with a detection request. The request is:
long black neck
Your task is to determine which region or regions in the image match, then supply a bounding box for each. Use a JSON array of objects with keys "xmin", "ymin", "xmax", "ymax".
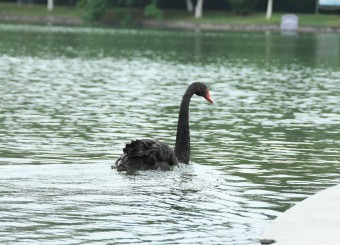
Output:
[{"xmin": 174, "ymin": 85, "xmax": 195, "ymax": 164}]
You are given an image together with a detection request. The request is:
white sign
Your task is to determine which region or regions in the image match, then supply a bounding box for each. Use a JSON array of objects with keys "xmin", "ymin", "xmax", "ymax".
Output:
[
  {"xmin": 319, "ymin": 0, "xmax": 340, "ymax": 6},
  {"xmin": 280, "ymin": 14, "xmax": 299, "ymax": 31}
]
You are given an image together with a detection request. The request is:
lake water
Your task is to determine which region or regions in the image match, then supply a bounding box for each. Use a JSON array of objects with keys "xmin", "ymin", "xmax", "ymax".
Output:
[{"xmin": 0, "ymin": 24, "xmax": 339, "ymax": 244}]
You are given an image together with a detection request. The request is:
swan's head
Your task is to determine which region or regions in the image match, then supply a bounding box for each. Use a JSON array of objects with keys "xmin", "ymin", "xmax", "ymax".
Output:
[{"xmin": 192, "ymin": 82, "xmax": 213, "ymax": 104}]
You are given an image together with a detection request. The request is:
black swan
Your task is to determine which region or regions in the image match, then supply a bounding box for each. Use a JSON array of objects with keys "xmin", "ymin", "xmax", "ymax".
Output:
[{"xmin": 114, "ymin": 82, "xmax": 213, "ymax": 171}]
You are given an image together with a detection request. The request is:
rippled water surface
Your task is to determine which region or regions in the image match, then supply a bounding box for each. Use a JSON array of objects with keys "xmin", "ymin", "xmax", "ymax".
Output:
[{"xmin": 0, "ymin": 24, "xmax": 339, "ymax": 244}]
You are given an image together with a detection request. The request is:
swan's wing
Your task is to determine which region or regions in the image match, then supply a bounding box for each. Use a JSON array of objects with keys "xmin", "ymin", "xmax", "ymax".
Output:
[{"xmin": 114, "ymin": 139, "xmax": 178, "ymax": 171}]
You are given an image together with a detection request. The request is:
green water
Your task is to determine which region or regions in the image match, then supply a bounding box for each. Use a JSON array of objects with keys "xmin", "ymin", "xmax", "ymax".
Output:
[{"xmin": 0, "ymin": 24, "xmax": 339, "ymax": 244}]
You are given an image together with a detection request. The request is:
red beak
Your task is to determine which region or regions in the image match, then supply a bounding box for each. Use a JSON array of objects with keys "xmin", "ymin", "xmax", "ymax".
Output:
[{"xmin": 204, "ymin": 90, "xmax": 213, "ymax": 104}]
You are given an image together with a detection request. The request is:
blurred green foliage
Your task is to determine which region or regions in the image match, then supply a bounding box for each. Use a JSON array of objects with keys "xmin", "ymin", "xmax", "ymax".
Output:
[
  {"xmin": 144, "ymin": 0, "xmax": 162, "ymax": 20},
  {"xmin": 226, "ymin": 0, "xmax": 259, "ymax": 15},
  {"xmin": 77, "ymin": 0, "xmax": 162, "ymax": 22},
  {"xmin": 77, "ymin": 0, "xmax": 109, "ymax": 21}
]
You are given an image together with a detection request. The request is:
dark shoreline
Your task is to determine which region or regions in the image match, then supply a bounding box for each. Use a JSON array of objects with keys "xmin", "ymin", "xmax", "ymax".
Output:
[
  {"xmin": 141, "ymin": 20, "xmax": 340, "ymax": 33},
  {"xmin": 1, "ymin": 13, "xmax": 340, "ymax": 33}
]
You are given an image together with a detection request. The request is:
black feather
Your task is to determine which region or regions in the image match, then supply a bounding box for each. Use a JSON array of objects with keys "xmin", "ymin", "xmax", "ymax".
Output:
[{"xmin": 115, "ymin": 139, "xmax": 178, "ymax": 171}]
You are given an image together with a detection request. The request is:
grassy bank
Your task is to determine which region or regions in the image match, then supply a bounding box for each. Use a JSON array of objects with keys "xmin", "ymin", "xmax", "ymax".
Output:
[
  {"xmin": 0, "ymin": 2, "xmax": 339, "ymax": 28},
  {"xmin": 167, "ymin": 11, "xmax": 340, "ymax": 27}
]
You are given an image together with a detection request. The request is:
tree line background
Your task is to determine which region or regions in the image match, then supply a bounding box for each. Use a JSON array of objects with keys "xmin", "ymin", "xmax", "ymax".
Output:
[{"xmin": 3, "ymin": 0, "xmax": 318, "ymax": 13}]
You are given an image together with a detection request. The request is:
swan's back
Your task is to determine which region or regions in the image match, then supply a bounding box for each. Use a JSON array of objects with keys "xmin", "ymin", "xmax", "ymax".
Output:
[{"xmin": 114, "ymin": 139, "xmax": 178, "ymax": 171}]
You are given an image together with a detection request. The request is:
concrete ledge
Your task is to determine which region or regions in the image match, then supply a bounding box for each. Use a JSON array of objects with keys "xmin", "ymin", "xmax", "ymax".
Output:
[
  {"xmin": 261, "ymin": 184, "xmax": 340, "ymax": 245},
  {"xmin": 141, "ymin": 20, "xmax": 340, "ymax": 33}
]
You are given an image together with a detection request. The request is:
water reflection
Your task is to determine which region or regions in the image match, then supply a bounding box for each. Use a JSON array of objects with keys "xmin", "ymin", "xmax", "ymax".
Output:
[
  {"xmin": 1, "ymin": 23, "xmax": 340, "ymax": 68},
  {"xmin": 0, "ymin": 24, "xmax": 339, "ymax": 244},
  {"xmin": 315, "ymin": 33, "xmax": 340, "ymax": 67}
]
